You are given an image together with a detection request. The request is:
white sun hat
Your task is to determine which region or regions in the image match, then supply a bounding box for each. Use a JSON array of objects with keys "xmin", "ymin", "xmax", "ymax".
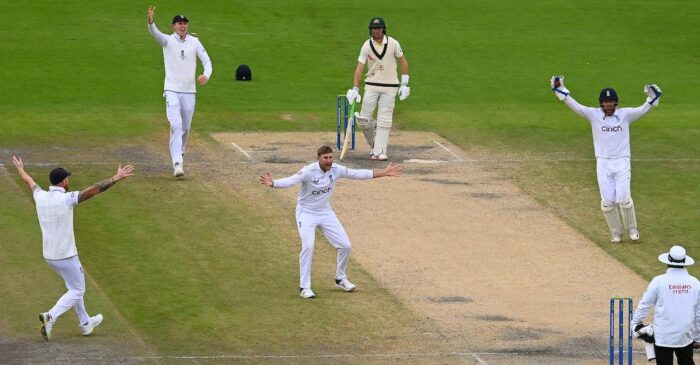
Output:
[{"xmin": 658, "ymin": 245, "xmax": 695, "ymax": 266}]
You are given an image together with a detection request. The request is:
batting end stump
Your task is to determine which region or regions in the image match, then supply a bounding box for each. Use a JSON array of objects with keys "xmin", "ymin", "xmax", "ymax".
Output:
[{"xmin": 336, "ymin": 95, "xmax": 355, "ymax": 151}]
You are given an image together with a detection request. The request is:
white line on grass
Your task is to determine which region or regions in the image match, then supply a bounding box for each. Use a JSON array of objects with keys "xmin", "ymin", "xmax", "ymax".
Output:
[
  {"xmin": 433, "ymin": 140, "xmax": 465, "ymax": 161},
  {"xmin": 231, "ymin": 142, "xmax": 253, "ymax": 161}
]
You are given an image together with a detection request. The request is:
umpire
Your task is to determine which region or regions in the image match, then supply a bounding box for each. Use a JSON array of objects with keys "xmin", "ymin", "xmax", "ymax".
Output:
[{"xmin": 631, "ymin": 245, "xmax": 700, "ymax": 365}]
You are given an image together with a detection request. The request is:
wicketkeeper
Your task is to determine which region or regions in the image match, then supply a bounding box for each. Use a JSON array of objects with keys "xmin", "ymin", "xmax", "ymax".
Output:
[{"xmin": 551, "ymin": 76, "xmax": 661, "ymax": 243}]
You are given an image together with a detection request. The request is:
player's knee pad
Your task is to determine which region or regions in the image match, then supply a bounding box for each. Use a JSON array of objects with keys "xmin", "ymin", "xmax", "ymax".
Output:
[
  {"xmin": 601, "ymin": 200, "xmax": 617, "ymax": 212},
  {"xmin": 619, "ymin": 197, "xmax": 634, "ymax": 209},
  {"xmin": 377, "ymin": 115, "xmax": 393, "ymax": 129},
  {"xmin": 355, "ymin": 115, "xmax": 376, "ymax": 130}
]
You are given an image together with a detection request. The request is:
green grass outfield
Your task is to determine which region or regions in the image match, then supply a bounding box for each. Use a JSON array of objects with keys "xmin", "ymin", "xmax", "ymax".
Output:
[{"xmin": 1, "ymin": 0, "xmax": 699, "ymax": 359}]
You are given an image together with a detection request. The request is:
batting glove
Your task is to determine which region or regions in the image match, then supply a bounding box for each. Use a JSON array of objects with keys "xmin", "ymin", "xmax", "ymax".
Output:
[
  {"xmin": 644, "ymin": 84, "xmax": 662, "ymax": 106},
  {"xmin": 346, "ymin": 87, "xmax": 361, "ymax": 105},
  {"xmin": 550, "ymin": 75, "xmax": 570, "ymax": 101},
  {"xmin": 398, "ymin": 74, "xmax": 410, "ymax": 101}
]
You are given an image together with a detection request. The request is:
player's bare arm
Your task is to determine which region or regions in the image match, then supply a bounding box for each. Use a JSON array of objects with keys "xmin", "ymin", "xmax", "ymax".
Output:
[
  {"xmin": 373, "ymin": 162, "xmax": 402, "ymax": 178},
  {"xmin": 147, "ymin": 6, "xmax": 156, "ymax": 24},
  {"xmin": 11, "ymin": 156, "xmax": 39, "ymax": 191},
  {"xmin": 259, "ymin": 172, "xmax": 274, "ymax": 187},
  {"xmin": 398, "ymin": 56, "xmax": 409, "ymax": 75},
  {"xmin": 78, "ymin": 164, "xmax": 135, "ymax": 203},
  {"xmin": 353, "ymin": 62, "xmax": 364, "ymax": 88}
]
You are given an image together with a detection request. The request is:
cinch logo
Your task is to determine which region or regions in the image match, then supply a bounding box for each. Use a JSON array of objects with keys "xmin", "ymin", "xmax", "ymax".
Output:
[
  {"xmin": 312, "ymin": 187, "xmax": 332, "ymax": 195},
  {"xmin": 602, "ymin": 125, "xmax": 623, "ymax": 132}
]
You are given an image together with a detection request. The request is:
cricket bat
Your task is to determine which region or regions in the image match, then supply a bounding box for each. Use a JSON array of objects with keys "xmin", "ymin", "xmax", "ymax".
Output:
[{"xmin": 339, "ymin": 101, "xmax": 357, "ymax": 161}]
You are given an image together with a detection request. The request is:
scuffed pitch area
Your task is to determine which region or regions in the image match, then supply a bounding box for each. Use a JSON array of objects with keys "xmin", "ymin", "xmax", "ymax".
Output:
[
  {"xmin": 1, "ymin": 132, "xmax": 650, "ymax": 364},
  {"xmin": 212, "ymin": 131, "xmax": 650, "ymax": 364}
]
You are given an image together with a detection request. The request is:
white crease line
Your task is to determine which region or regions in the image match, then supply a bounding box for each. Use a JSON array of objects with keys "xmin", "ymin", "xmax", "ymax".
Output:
[
  {"xmin": 472, "ymin": 353, "xmax": 489, "ymax": 364},
  {"xmin": 231, "ymin": 142, "xmax": 253, "ymax": 161},
  {"xmin": 433, "ymin": 141, "xmax": 465, "ymax": 161},
  {"xmin": 403, "ymin": 159, "xmax": 449, "ymax": 164}
]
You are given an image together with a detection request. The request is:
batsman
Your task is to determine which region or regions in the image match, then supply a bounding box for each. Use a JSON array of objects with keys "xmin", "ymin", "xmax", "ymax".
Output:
[
  {"xmin": 551, "ymin": 76, "xmax": 662, "ymax": 243},
  {"xmin": 346, "ymin": 17, "xmax": 410, "ymax": 161}
]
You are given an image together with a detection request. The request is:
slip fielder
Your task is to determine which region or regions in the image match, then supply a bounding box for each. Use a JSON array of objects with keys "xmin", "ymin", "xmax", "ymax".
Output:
[
  {"xmin": 551, "ymin": 76, "xmax": 662, "ymax": 243},
  {"xmin": 260, "ymin": 146, "xmax": 402, "ymax": 298}
]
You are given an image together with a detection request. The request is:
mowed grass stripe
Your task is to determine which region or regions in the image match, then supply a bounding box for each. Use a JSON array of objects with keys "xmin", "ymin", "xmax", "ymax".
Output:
[{"xmin": 1, "ymin": 156, "xmax": 436, "ymax": 356}]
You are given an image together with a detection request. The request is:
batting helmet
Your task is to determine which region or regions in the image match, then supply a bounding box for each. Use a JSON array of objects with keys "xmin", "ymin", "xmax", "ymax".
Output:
[
  {"xmin": 368, "ymin": 17, "xmax": 386, "ymax": 36},
  {"xmin": 235, "ymin": 64, "xmax": 252, "ymax": 81},
  {"xmin": 599, "ymin": 88, "xmax": 619, "ymax": 103}
]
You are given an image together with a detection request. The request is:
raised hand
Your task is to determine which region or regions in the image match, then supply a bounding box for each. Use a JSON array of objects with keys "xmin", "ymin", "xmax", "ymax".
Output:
[
  {"xmin": 114, "ymin": 164, "xmax": 135, "ymax": 181},
  {"xmin": 147, "ymin": 6, "xmax": 156, "ymax": 24},
  {"xmin": 550, "ymin": 75, "xmax": 570, "ymax": 101},
  {"xmin": 260, "ymin": 172, "xmax": 274, "ymax": 187}
]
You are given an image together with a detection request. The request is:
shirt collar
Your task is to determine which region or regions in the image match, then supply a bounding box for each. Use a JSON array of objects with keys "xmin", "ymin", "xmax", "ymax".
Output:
[
  {"xmin": 173, "ymin": 33, "xmax": 188, "ymax": 42},
  {"xmin": 49, "ymin": 186, "xmax": 66, "ymax": 193},
  {"xmin": 600, "ymin": 109, "xmax": 619, "ymax": 119},
  {"xmin": 666, "ymin": 267, "xmax": 688, "ymax": 273},
  {"xmin": 373, "ymin": 35, "xmax": 387, "ymax": 46}
]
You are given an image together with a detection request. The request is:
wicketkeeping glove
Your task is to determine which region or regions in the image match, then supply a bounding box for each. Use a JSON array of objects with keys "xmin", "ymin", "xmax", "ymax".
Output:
[
  {"xmin": 346, "ymin": 87, "xmax": 361, "ymax": 105},
  {"xmin": 644, "ymin": 84, "xmax": 662, "ymax": 106},
  {"xmin": 551, "ymin": 76, "xmax": 570, "ymax": 101},
  {"xmin": 398, "ymin": 74, "xmax": 410, "ymax": 101}
]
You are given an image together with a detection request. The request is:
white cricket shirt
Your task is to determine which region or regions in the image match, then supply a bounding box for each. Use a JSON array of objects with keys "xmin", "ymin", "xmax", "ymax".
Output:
[
  {"xmin": 358, "ymin": 36, "xmax": 404, "ymax": 93},
  {"xmin": 631, "ymin": 268, "xmax": 700, "ymax": 347},
  {"xmin": 563, "ymin": 96, "xmax": 653, "ymax": 159},
  {"xmin": 149, "ymin": 23, "xmax": 212, "ymax": 93},
  {"xmin": 33, "ymin": 186, "xmax": 80, "ymax": 260},
  {"xmin": 273, "ymin": 162, "xmax": 373, "ymax": 213}
]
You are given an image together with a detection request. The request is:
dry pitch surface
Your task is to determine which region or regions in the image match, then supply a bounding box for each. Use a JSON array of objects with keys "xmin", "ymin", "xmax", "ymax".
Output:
[
  {"xmin": 212, "ymin": 131, "xmax": 650, "ymax": 364},
  {"xmin": 2, "ymin": 131, "xmax": 650, "ymax": 364}
]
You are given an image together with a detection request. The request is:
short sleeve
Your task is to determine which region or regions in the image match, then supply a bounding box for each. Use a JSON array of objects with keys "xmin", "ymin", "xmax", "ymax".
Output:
[{"xmin": 66, "ymin": 191, "xmax": 79, "ymax": 207}]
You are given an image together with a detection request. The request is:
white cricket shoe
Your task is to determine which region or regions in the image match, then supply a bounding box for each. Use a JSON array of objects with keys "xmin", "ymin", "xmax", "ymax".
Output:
[
  {"xmin": 371, "ymin": 154, "xmax": 388, "ymax": 161},
  {"xmin": 335, "ymin": 278, "xmax": 356, "ymax": 292},
  {"xmin": 611, "ymin": 234, "xmax": 622, "ymax": 243},
  {"xmin": 39, "ymin": 312, "xmax": 54, "ymax": 341},
  {"xmin": 80, "ymin": 314, "xmax": 103, "ymax": 336},
  {"xmin": 629, "ymin": 229, "xmax": 640, "ymax": 241},
  {"xmin": 299, "ymin": 288, "xmax": 315, "ymax": 299},
  {"xmin": 173, "ymin": 163, "xmax": 184, "ymax": 177}
]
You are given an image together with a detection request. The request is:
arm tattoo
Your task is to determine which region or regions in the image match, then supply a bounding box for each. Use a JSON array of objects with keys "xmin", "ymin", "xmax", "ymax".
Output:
[{"xmin": 78, "ymin": 178, "xmax": 115, "ymax": 203}]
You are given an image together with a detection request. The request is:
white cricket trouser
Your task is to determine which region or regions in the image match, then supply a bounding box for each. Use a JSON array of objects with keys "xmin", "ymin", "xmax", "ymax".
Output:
[
  {"xmin": 360, "ymin": 91, "xmax": 396, "ymax": 155},
  {"xmin": 596, "ymin": 157, "xmax": 631, "ymax": 204},
  {"xmin": 296, "ymin": 208, "xmax": 351, "ymax": 289},
  {"xmin": 45, "ymin": 255, "xmax": 89, "ymax": 325},
  {"xmin": 164, "ymin": 91, "xmax": 196, "ymax": 164}
]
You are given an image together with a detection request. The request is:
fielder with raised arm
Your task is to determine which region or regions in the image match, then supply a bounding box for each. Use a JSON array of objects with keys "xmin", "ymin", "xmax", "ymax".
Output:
[
  {"xmin": 346, "ymin": 17, "xmax": 409, "ymax": 161},
  {"xmin": 11, "ymin": 156, "xmax": 134, "ymax": 340},
  {"xmin": 551, "ymin": 76, "xmax": 662, "ymax": 243},
  {"xmin": 147, "ymin": 6, "xmax": 212, "ymax": 177},
  {"xmin": 260, "ymin": 146, "xmax": 402, "ymax": 298}
]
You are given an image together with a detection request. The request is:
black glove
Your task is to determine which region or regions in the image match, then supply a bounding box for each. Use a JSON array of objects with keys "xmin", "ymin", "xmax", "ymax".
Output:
[{"xmin": 634, "ymin": 324, "xmax": 655, "ymax": 343}]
